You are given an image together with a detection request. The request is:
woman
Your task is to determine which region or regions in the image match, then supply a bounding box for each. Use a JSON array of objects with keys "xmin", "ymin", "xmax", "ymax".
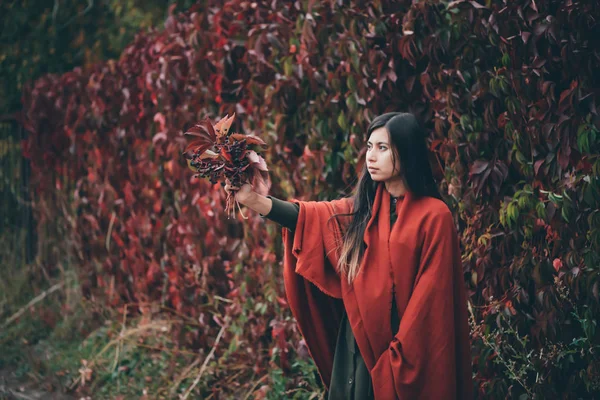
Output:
[{"xmin": 226, "ymin": 112, "xmax": 473, "ymax": 399}]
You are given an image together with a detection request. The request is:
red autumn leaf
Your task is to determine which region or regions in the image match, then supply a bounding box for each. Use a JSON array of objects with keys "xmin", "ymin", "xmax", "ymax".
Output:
[
  {"xmin": 230, "ymin": 133, "xmax": 268, "ymax": 148},
  {"xmin": 124, "ymin": 182, "xmax": 135, "ymax": 206},
  {"xmin": 184, "ymin": 124, "xmax": 217, "ymax": 159},
  {"xmin": 553, "ymin": 258, "xmax": 563, "ymax": 272},
  {"xmin": 170, "ymin": 291, "xmax": 182, "ymax": 310},
  {"xmin": 213, "ymin": 113, "xmax": 236, "ymax": 137},
  {"xmin": 153, "ymin": 112, "xmax": 166, "ymax": 131},
  {"xmin": 276, "ymin": 296, "xmax": 288, "ymax": 307},
  {"xmin": 146, "ymin": 261, "xmax": 161, "ymax": 284},
  {"xmin": 247, "ymin": 151, "xmax": 268, "ymax": 172},
  {"xmin": 153, "ymin": 198, "xmax": 162, "ymax": 213},
  {"xmin": 469, "ymin": 160, "xmax": 490, "ymax": 175},
  {"xmin": 469, "ymin": 0, "xmax": 487, "ymax": 9},
  {"xmin": 111, "ymin": 231, "xmax": 124, "ymax": 248},
  {"xmin": 534, "ymin": 159, "xmax": 545, "ymax": 176}
]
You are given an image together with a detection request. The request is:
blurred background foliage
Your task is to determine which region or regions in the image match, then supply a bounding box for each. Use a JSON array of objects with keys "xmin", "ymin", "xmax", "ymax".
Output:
[
  {"xmin": 0, "ymin": 0, "xmax": 196, "ymax": 114},
  {"xmin": 2, "ymin": 0, "xmax": 600, "ymax": 399}
]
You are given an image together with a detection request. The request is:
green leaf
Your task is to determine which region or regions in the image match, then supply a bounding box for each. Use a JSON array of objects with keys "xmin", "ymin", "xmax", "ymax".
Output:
[
  {"xmin": 351, "ymin": 51, "xmax": 360, "ymax": 73},
  {"xmin": 337, "ymin": 112, "xmax": 348, "ymax": 131},
  {"xmin": 561, "ymin": 204, "xmax": 572, "ymax": 223},
  {"xmin": 345, "ymin": 93, "xmax": 357, "ymax": 112},
  {"xmin": 460, "ymin": 115, "xmax": 471, "ymax": 131},
  {"xmin": 548, "ymin": 192, "xmax": 563, "ymax": 205},
  {"xmin": 536, "ymin": 202, "xmax": 546, "ymax": 219},
  {"xmin": 283, "ymin": 57, "xmax": 293, "ymax": 77},
  {"xmin": 507, "ymin": 201, "xmax": 518, "ymax": 227},
  {"xmin": 347, "ymin": 75, "xmax": 357, "ymax": 92},
  {"xmin": 515, "ymin": 151, "xmax": 528, "ymax": 165},
  {"xmin": 577, "ymin": 124, "xmax": 590, "ymax": 153},
  {"xmin": 499, "ymin": 78, "xmax": 509, "ymax": 94},
  {"xmin": 331, "ymin": 77, "xmax": 341, "ymax": 91}
]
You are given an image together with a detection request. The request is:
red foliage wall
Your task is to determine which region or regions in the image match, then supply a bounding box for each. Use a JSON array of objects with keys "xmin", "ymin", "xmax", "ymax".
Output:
[{"xmin": 21, "ymin": 1, "xmax": 600, "ymax": 398}]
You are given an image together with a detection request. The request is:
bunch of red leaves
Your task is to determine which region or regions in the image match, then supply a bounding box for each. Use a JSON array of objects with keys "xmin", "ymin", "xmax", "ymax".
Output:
[{"xmin": 183, "ymin": 113, "xmax": 270, "ymax": 218}]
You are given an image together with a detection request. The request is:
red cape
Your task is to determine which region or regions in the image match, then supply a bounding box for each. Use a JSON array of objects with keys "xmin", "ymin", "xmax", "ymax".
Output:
[{"xmin": 282, "ymin": 183, "xmax": 473, "ymax": 399}]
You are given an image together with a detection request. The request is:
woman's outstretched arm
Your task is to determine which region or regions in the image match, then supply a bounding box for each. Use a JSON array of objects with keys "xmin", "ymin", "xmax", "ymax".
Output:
[{"xmin": 225, "ymin": 182, "xmax": 299, "ymax": 230}]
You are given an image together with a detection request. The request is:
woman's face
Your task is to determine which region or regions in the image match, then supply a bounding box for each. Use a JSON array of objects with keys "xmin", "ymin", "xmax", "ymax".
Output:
[{"xmin": 366, "ymin": 127, "xmax": 401, "ymax": 182}]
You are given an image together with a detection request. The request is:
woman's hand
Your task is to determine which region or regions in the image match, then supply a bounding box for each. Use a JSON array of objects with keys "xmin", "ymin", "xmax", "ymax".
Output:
[
  {"xmin": 224, "ymin": 180, "xmax": 255, "ymax": 204},
  {"xmin": 224, "ymin": 179, "xmax": 272, "ymax": 216}
]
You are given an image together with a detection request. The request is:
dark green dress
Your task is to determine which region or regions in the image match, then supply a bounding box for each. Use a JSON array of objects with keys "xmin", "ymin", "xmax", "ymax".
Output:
[{"xmin": 263, "ymin": 196, "xmax": 401, "ymax": 400}]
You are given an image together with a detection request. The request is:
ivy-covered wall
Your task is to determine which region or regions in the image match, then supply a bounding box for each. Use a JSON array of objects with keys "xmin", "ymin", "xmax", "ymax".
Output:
[{"xmin": 21, "ymin": 1, "xmax": 600, "ymax": 398}]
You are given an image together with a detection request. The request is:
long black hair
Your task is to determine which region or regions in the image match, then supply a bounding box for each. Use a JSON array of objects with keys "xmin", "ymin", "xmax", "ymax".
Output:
[{"xmin": 335, "ymin": 112, "xmax": 442, "ymax": 284}]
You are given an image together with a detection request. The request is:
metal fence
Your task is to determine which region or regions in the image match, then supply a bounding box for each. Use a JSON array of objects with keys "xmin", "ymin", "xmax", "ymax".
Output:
[{"xmin": 0, "ymin": 119, "xmax": 36, "ymax": 268}]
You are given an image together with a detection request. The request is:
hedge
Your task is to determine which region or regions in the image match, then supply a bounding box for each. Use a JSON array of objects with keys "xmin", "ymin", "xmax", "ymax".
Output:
[{"xmin": 21, "ymin": 1, "xmax": 600, "ymax": 398}]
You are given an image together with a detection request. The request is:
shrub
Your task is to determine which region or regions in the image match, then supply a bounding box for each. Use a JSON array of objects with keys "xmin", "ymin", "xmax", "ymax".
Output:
[{"xmin": 21, "ymin": 0, "xmax": 600, "ymax": 397}]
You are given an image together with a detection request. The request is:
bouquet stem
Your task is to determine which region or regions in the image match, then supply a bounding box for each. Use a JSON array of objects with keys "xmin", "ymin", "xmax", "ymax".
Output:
[{"xmin": 225, "ymin": 192, "xmax": 248, "ymax": 220}]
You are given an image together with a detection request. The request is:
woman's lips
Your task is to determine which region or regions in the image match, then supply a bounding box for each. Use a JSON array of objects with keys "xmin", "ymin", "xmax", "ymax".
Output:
[{"xmin": 368, "ymin": 167, "xmax": 379, "ymax": 172}]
